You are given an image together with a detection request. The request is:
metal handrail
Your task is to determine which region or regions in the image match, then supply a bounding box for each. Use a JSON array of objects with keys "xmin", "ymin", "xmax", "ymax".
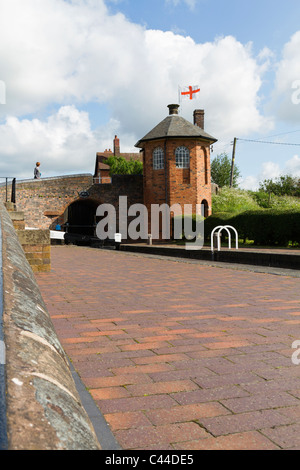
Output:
[{"xmin": 0, "ymin": 177, "xmax": 16, "ymax": 203}]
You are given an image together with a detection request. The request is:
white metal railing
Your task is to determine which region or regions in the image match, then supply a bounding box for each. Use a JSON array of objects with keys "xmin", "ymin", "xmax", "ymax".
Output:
[{"xmin": 211, "ymin": 225, "xmax": 239, "ymax": 252}]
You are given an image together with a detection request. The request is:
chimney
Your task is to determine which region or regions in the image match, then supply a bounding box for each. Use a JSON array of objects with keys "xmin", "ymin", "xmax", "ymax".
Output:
[
  {"xmin": 168, "ymin": 104, "xmax": 180, "ymax": 115},
  {"xmin": 114, "ymin": 135, "xmax": 120, "ymax": 156},
  {"xmin": 193, "ymin": 109, "xmax": 205, "ymax": 129}
]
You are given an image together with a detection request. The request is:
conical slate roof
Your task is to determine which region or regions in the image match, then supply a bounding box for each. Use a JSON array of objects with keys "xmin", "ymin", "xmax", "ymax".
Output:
[{"xmin": 135, "ymin": 104, "xmax": 217, "ymax": 148}]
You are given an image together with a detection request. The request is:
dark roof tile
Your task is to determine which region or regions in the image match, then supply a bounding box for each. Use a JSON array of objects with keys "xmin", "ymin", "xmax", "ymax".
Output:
[{"xmin": 135, "ymin": 114, "xmax": 217, "ymax": 147}]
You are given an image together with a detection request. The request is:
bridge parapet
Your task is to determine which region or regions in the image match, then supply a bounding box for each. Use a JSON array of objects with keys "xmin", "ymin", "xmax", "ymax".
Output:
[
  {"xmin": 0, "ymin": 202, "xmax": 101, "ymax": 450},
  {"xmin": 0, "ymin": 174, "xmax": 94, "ymax": 230}
]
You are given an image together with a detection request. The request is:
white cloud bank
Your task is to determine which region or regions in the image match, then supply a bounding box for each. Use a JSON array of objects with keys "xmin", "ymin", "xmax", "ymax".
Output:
[
  {"xmin": 0, "ymin": 105, "xmax": 138, "ymax": 178},
  {"xmin": 0, "ymin": 0, "xmax": 292, "ymax": 179},
  {"xmin": 269, "ymin": 31, "xmax": 300, "ymax": 122},
  {"xmin": 165, "ymin": 0, "xmax": 197, "ymax": 10},
  {"xmin": 240, "ymin": 154, "xmax": 300, "ymax": 190}
]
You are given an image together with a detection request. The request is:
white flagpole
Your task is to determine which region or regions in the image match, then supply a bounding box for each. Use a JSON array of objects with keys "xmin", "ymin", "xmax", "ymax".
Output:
[{"xmin": 178, "ymin": 85, "xmax": 183, "ymax": 114}]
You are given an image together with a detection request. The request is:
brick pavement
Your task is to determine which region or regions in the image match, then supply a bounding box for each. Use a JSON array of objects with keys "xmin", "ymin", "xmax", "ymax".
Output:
[{"xmin": 35, "ymin": 245, "xmax": 300, "ymax": 450}]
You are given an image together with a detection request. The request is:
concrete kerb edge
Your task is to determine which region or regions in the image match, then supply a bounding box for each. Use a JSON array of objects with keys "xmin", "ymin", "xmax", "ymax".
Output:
[
  {"xmin": 0, "ymin": 203, "xmax": 101, "ymax": 450},
  {"xmin": 68, "ymin": 359, "xmax": 121, "ymax": 451},
  {"xmin": 118, "ymin": 244, "xmax": 300, "ymax": 277},
  {"xmin": 90, "ymin": 244, "xmax": 300, "ymax": 278}
]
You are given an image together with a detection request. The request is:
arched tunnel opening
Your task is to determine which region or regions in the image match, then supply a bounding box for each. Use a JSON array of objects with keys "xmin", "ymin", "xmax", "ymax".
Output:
[{"xmin": 65, "ymin": 199, "xmax": 100, "ymax": 237}]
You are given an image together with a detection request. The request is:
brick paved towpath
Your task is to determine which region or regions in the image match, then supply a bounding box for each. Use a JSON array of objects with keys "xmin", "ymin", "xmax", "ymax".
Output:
[{"xmin": 35, "ymin": 246, "xmax": 300, "ymax": 450}]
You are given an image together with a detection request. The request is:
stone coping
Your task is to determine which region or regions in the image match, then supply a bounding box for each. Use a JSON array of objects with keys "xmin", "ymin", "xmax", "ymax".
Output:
[
  {"xmin": 0, "ymin": 203, "xmax": 101, "ymax": 450},
  {"xmin": 0, "ymin": 174, "xmax": 93, "ymax": 186}
]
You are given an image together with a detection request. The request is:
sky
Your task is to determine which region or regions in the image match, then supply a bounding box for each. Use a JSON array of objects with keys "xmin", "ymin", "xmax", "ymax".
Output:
[{"xmin": 1, "ymin": 0, "xmax": 300, "ymax": 189}]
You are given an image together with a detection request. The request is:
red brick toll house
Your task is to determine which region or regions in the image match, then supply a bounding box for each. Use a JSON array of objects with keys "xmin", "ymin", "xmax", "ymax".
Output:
[{"xmin": 135, "ymin": 104, "xmax": 218, "ymax": 236}]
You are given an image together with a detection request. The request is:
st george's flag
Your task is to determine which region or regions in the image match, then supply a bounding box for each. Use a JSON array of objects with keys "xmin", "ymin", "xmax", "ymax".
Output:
[{"xmin": 179, "ymin": 85, "xmax": 200, "ymax": 101}]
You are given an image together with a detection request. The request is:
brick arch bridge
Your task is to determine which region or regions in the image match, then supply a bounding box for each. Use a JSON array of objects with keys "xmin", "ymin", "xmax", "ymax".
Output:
[{"xmin": 0, "ymin": 174, "xmax": 143, "ymax": 236}]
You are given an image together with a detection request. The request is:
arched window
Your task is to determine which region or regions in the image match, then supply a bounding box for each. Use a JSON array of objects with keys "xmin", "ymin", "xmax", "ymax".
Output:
[
  {"xmin": 153, "ymin": 147, "xmax": 164, "ymax": 170},
  {"xmin": 175, "ymin": 146, "xmax": 190, "ymax": 169}
]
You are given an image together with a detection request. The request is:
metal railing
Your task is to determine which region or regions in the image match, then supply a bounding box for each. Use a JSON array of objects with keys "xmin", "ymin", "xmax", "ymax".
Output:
[
  {"xmin": 0, "ymin": 178, "xmax": 16, "ymax": 204},
  {"xmin": 211, "ymin": 225, "xmax": 239, "ymax": 252}
]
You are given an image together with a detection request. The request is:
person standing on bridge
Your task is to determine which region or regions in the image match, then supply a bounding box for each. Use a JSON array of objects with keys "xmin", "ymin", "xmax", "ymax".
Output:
[{"xmin": 34, "ymin": 162, "xmax": 41, "ymax": 179}]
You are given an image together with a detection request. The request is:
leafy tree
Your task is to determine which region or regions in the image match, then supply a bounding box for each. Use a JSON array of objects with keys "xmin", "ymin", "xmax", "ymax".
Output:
[
  {"xmin": 259, "ymin": 175, "xmax": 300, "ymax": 197},
  {"xmin": 211, "ymin": 153, "xmax": 241, "ymax": 188},
  {"xmin": 106, "ymin": 155, "xmax": 143, "ymax": 176}
]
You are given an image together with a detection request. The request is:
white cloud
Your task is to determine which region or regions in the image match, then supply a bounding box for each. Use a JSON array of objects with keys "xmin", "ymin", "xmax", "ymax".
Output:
[
  {"xmin": 239, "ymin": 175, "xmax": 260, "ymax": 191},
  {"xmin": 269, "ymin": 31, "xmax": 300, "ymax": 123},
  {"xmin": 0, "ymin": 0, "xmax": 273, "ymax": 177},
  {"xmin": 284, "ymin": 154, "xmax": 300, "ymax": 176},
  {"xmin": 0, "ymin": 105, "xmax": 137, "ymax": 178},
  {"xmin": 259, "ymin": 161, "xmax": 281, "ymax": 181},
  {"xmin": 239, "ymin": 154, "xmax": 300, "ymax": 191},
  {"xmin": 165, "ymin": 0, "xmax": 197, "ymax": 10},
  {"xmin": 0, "ymin": 106, "xmax": 95, "ymax": 177},
  {"xmin": 239, "ymin": 161, "xmax": 281, "ymax": 191}
]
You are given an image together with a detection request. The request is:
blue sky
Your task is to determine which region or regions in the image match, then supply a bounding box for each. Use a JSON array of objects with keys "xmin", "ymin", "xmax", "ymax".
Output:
[
  {"xmin": 108, "ymin": 0, "xmax": 299, "ymax": 53},
  {"xmin": 0, "ymin": 0, "xmax": 300, "ymax": 188}
]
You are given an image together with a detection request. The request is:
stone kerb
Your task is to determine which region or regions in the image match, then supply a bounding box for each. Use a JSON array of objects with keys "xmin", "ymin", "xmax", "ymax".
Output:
[{"xmin": 0, "ymin": 203, "xmax": 101, "ymax": 450}]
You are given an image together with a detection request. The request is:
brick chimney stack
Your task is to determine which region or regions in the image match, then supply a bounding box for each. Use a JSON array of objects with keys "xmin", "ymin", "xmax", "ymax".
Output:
[
  {"xmin": 193, "ymin": 109, "xmax": 205, "ymax": 129},
  {"xmin": 114, "ymin": 135, "xmax": 120, "ymax": 156}
]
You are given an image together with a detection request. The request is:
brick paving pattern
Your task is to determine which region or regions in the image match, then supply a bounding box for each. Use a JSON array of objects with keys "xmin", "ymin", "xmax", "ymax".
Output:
[{"xmin": 35, "ymin": 246, "xmax": 300, "ymax": 450}]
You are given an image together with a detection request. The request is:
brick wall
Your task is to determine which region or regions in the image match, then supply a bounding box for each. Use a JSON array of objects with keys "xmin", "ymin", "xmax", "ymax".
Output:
[
  {"xmin": 3, "ymin": 202, "xmax": 51, "ymax": 272},
  {"xmin": 0, "ymin": 174, "xmax": 143, "ymax": 233},
  {"xmin": 17, "ymin": 229, "xmax": 51, "ymax": 273},
  {"xmin": 0, "ymin": 174, "xmax": 93, "ymax": 229}
]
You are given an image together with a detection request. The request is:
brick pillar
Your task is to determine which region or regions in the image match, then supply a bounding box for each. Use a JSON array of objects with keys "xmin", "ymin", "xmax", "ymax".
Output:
[{"xmin": 5, "ymin": 202, "xmax": 51, "ymax": 272}]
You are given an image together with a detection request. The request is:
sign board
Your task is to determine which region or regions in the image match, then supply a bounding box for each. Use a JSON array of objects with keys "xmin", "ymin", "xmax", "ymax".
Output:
[
  {"xmin": 79, "ymin": 191, "xmax": 90, "ymax": 198},
  {"xmin": 114, "ymin": 233, "xmax": 122, "ymax": 243}
]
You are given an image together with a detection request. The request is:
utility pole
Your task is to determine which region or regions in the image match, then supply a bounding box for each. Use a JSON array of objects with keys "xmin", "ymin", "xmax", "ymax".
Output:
[{"xmin": 230, "ymin": 138, "xmax": 237, "ymax": 188}]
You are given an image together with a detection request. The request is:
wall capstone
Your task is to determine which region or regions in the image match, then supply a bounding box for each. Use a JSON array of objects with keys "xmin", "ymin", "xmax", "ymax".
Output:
[{"xmin": 0, "ymin": 203, "xmax": 101, "ymax": 450}]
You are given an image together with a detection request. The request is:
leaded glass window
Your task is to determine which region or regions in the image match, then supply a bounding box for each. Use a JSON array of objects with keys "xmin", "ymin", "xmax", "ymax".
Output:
[
  {"xmin": 153, "ymin": 147, "xmax": 164, "ymax": 170},
  {"xmin": 175, "ymin": 146, "xmax": 190, "ymax": 168}
]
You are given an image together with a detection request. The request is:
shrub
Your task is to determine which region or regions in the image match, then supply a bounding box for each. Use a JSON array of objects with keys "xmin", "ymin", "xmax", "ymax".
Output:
[
  {"xmin": 106, "ymin": 155, "xmax": 143, "ymax": 175},
  {"xmin": 251, "ymin": 190, "xmax": 300, "ymax": 210},
  {"xmin": 204, "ymin": 209, "xmax": 300, "ymax": 246},
  {"xmin": 212, "ymin": 187, "xmax": 260, "ymax": 214}
]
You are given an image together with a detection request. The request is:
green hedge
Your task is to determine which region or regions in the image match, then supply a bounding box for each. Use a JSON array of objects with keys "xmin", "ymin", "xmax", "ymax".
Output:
[{"xmin": 204, "ymin": 210, "xmax": 300, "ymax": 246}]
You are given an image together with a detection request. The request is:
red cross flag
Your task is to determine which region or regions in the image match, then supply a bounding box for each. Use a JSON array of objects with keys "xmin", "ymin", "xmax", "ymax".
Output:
[{"xmin": 180, "ymin": 85, "xmax": 200, "ymax": 100}]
